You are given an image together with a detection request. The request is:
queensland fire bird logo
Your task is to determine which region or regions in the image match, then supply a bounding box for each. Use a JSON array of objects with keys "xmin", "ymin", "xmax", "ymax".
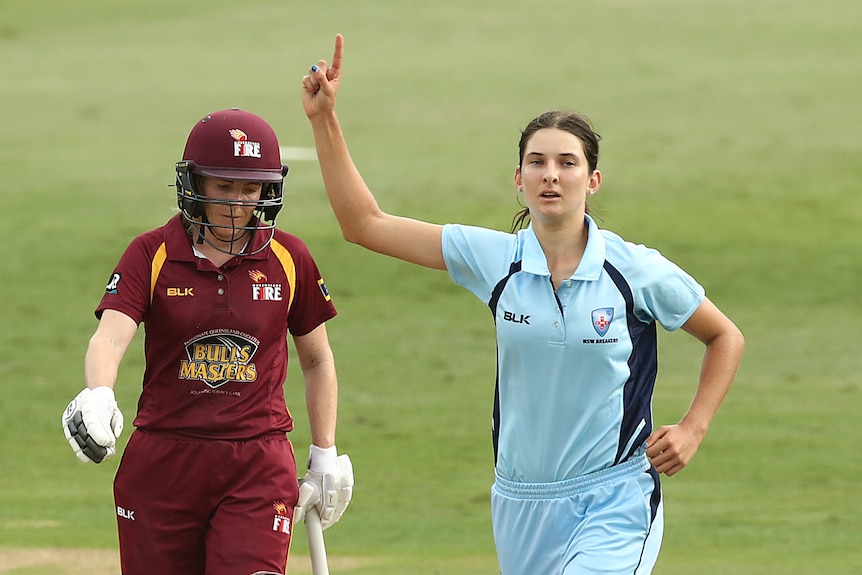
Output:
[
  {"xmin": 179, "ymin": 330, "xmax": 260, "ymax": 388},
  {"xmin": 249, "ymin": 269, "xmax": 283, "ymax": 301},
  {"xmin": 229, "ymin": 129, "xmax": 262, "ymax": 158},
  {"xmin": 272, "ymin": 501, "xmax": 290, "ymax": 534},
  {"xmin": 249, "ymin": 270, "xmax": 267, "ymax": 283}
]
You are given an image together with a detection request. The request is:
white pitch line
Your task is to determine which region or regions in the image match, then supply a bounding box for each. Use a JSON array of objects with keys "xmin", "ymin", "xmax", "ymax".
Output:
[{"xmin": 280, "ymin": 146, "xmax": 318, "ymax": 161}]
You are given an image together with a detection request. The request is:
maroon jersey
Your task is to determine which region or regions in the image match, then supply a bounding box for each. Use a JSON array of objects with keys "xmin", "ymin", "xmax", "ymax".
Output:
[{"xmin": 97, "ymin": 214, "xmax": 336, "ymax": 439}]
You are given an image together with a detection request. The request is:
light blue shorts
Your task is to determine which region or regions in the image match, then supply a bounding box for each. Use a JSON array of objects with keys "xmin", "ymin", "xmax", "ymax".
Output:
[{"xmin": 490, "ymin": 452, "xmax": 663, "ymax": 575}]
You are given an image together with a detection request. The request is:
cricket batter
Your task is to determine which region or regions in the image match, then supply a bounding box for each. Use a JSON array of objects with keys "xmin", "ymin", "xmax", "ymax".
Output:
[
  {"xmin": 61, "ymin": 108, "xmax": 353, "ymax": 575},
  {"xmin": 301, "ymin": 35, "xmax": 745, "ymax": 574}
]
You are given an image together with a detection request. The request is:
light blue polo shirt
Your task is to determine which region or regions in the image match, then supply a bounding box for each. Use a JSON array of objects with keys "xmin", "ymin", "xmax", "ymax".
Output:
[{"xmin": 442, "ymin": 215, "xmax": 704, "ymax": 483}]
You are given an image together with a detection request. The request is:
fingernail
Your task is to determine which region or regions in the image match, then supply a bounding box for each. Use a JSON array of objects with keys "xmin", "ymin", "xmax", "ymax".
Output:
[{"xmin": 311, "ymin": 65, "xmax": 318, "ymax": 72}]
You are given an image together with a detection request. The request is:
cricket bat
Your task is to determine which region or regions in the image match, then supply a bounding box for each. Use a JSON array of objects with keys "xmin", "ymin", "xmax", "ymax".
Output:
[{"xmin": 305, "ymin": 507, "xmax": 329, "ymax": 575}]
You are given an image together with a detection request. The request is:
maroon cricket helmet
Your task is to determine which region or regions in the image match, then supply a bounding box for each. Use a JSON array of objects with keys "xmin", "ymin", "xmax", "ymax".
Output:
[{"xmin": 182, "ymin": 108, "xmax": 285, "ymax": 182}]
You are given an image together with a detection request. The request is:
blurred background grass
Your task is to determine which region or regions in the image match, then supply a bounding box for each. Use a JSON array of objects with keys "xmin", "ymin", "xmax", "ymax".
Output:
[{"xmin": 1, "ymin": 0, "xmax": 860, "ymax": 573}]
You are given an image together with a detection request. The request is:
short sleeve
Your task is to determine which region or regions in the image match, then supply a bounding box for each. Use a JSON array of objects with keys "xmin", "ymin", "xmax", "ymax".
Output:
[
  {"xmin": 442, "ymin": 224, "xmax": 515, "ymax": 304},
  {"xmin": 631, "ymin": 247, "xmax": 704, "ymax": 331},
  {"xmin": 95, "ymin": 236, "xmax": 155, "ymax": 324},
  {"xmin": 284, "ymin": 240, "xmax": 337, "ymax": 337}
]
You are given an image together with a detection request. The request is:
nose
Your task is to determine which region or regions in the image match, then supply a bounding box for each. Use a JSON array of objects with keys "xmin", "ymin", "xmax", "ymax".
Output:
[
  {"xmin": 223, "ymin": 184, "xmax": 258, "ymax": 205},
  {"xmin": 543, "ymin": 165, "xmax": 559, "ymax": 184},
  {"xmin": 227, "ymin": 184, "xmax": 246, "ymax": 200}
]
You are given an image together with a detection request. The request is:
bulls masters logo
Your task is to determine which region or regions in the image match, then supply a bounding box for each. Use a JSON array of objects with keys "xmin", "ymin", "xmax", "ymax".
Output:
[{"xmin": 179, "ymin": 330, "xmax": 260, "ymax": 388}]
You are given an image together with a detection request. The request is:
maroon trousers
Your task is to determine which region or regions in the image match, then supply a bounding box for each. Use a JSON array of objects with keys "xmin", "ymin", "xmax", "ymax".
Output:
[{"xmin": 114, "ymin": 429, "xmax": 298, "ymax": 575}]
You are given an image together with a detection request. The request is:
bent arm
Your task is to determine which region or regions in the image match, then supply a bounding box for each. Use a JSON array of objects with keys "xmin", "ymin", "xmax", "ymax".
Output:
[
  {"xmin": 84, "ymin": 309, "xmax": 138, "ymax": 390},
  {"xmin": 293, "ymin": 323, "xmax": 339, "ymax": 449},
  {"xmin": 646, "ymin": 297, "xmax": 745, "ymax": 475},
  {"xmin": 678, "ymin": 297, "xmax": 745, "ymax": 436}
]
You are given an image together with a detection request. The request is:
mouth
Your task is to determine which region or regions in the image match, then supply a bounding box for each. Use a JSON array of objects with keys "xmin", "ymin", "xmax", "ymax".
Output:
[
  {"xmin": 219, "ymin": 210, "xmax": 248, "ymax": 222},
  {"xmin": 209, "ymin": 213, "xmax": 249, "ymax": 234},
  {"xmin": 539, "ymin": 190, "xmax": 561, "ymax": 199}
]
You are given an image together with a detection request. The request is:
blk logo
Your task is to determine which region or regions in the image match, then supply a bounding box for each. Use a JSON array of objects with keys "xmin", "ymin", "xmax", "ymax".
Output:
[
  {"xmin": 503, "ymin": 311, "xmax": 530, "ymax": 325},
  {"xmin": 117, "ymin": 506, "xmax": 135, "ymax": 521}
]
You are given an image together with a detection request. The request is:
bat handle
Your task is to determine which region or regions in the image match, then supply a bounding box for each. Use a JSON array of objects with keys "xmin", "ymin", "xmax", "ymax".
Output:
[{"xmin": 305, "ymin": 507, "xmax": 330, "ymax": 575}]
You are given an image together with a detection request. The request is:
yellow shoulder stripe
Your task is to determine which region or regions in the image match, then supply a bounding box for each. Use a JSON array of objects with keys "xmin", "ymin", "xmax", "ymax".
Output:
[
  {"xmin": 270, "ymin": 239, "xmax": 297, "ymax": 312},
  {"xmin": 150, "ymin": 242, "xmax": 167, "ymax": 304}
]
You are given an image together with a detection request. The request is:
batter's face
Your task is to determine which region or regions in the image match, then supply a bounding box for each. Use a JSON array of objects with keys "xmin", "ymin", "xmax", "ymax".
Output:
[
  {"xmin": 514, "ymin": 128, "xmax": 601, "ymax": 226},
  {"xmin": 199, "ymin": 177, "xmax": 263, "ymax": 244}
]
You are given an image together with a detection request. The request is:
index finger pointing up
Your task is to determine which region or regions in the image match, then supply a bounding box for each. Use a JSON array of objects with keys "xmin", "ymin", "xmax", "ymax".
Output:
[{"xmin": 329, "ymin": 34, "xmax": 344, "ymax": 79}]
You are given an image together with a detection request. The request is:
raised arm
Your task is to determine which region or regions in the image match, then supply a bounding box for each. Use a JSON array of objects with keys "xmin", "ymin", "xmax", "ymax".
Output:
[{"xmin": 301, "ymin": 34, "xmax": 446, "ymax": 270}]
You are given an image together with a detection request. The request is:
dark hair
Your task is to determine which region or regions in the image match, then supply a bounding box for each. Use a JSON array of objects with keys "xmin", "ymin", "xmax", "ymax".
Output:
[{"xmin": 511, "ymin": 111, "xmax": 602, "ymax": 232}]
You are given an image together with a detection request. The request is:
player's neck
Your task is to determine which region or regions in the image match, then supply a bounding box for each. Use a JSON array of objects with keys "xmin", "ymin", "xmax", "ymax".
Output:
[{"xmin": 534, "ymin": 218, "xmax": 589, "ymax": 290}]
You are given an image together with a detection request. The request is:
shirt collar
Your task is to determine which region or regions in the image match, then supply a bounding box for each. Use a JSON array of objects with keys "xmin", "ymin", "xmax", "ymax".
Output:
[
  {"xmin": 164, "ymin": 214, "xmax": 269, "ymax": 262},
  {"xmin": 519, "ymin": 214, "xmax": 606, "ymax": 281}
]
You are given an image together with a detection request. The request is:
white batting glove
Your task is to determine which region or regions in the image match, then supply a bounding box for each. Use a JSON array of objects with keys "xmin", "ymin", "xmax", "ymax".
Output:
[
  {"xmin": 61, "ymin": 387, "xmax": 124, "ymax": 464},
  {"xmin": 294, "ymin": 446, "xmax": 354, "ymax": 530}
]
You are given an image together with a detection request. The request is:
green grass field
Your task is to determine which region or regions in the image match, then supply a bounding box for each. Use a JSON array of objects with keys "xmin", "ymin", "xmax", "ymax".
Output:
[{"xmin": 1, "ymin": 0, "xmax": 860, "ymax": 573}]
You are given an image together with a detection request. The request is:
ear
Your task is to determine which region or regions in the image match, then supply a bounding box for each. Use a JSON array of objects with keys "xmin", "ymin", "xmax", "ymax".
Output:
[
  {"xmin": 587, "ymin": 170, "xmax": 602, "ymax": 195},
  {"xmin": 514, "ymin": 166, "xmax": 523, "ymax": 192}
]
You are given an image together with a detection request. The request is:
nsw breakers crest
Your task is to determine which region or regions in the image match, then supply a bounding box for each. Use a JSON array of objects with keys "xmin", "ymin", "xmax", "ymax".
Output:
[{"xmin": 179, "ymin": 330, "xmax": 260, "ymax": 388}]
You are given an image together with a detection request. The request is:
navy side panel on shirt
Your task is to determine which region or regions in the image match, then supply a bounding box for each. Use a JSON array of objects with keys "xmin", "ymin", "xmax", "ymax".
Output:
[
  {"xmin": 604, "ymin": 260, "xmax": 658, "ymax": 465},
  {"xmin": 488, "ymin": 260, "xmax": 523, "ymax": 462}
]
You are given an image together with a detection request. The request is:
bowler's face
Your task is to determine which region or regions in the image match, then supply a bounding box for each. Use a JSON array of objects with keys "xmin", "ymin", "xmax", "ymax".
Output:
[{"xmin": 515, "ymin": 128, "xmax": 599, "ymax": 225}]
